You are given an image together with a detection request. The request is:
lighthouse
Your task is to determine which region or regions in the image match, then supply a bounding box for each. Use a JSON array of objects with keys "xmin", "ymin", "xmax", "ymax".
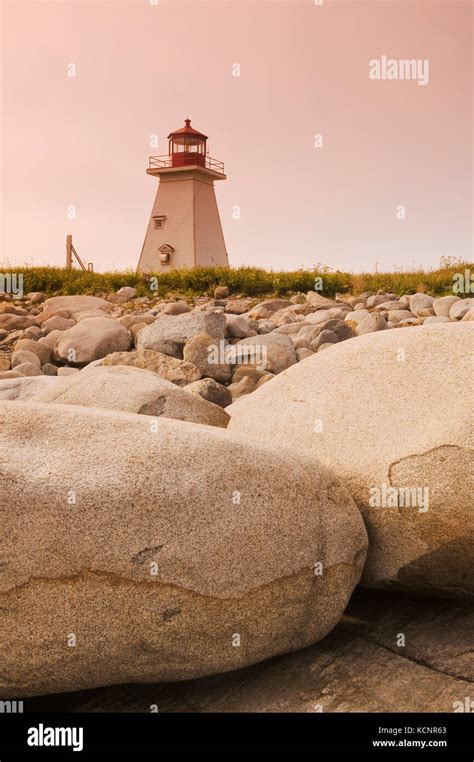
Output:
[{"xmin": 137, "ymin": 119, "xmax": 229, "ymax": 273}]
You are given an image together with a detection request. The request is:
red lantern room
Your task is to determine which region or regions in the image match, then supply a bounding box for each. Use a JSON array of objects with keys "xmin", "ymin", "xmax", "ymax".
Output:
[{"xmin": 167, "ymin": 118, "xmax": 208, "ymax": 168}]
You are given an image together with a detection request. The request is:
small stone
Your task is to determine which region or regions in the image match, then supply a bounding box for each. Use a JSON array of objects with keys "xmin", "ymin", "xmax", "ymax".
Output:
[
  {"xmin": 183, "ymin": 333, "xmax": 231, "ymax": 384},
  {"xmin": 42, "ymin": 363, "xmax": 58, "ymax": 376},
  {"xmin": 116, "ymin": 287, "xmax": 138, "ymax": 300},
  {"xmin": 14, "ymin": 338, "xmax": 51, "ymax": 365},
  {"xmin": 409, "ymin": 293, "xmax": 434, "ymax": 317},
  {"xmin": 449, "ymin": 298, "xmax": 474, "ymax": 320},
  {"xmin": 185, "ymin": 378, "xmax": 232, "ymax": 408},
  {"xmin": 310, "ymin": 329, "xmax": 339, "ymax": 351},
  {"xmin": 42, "ymin": 316, "xmax": 75, "ymax": 334},
  {"xmin": 11, "ymin": 350, "xmax": 41, "ymax": 369},
  {"xmin": 162, "ymin": 301, "xmax": 190, "ymax": 316},
  {"xmin": 355, "ymin": 313, "xmax": 388, "ymax": 335},
  {"xmin": 54, "ymin": 318, "xmax": 131, "ymax": 366},
  {"xmin": 57, "ymin": 367, "xmax": 80, "ymax": 376},
  {"xmin": 101, "ymin": 349, "xmax": 201, "ymax": 387},
  {"xmin": 296, "ymin": 348, "xmax": 314, "ymax": 361},
  {"xmin": 213, "ymin": 286, "xmax": 229, "ymax": 299},
  {"xmin": 14, "ymin": 362, "xmax": 43, "ymax": 376},
  {"xmin": 225, "ymin": 315, "xmax": 251, "ymax": 339},
  {"xmin": 433, "ymin": 296, "xmax": 460, "ymax": 317},
  {"xmin": 228, "ymin": 376, "xmax": 256, "ymax": 399}
]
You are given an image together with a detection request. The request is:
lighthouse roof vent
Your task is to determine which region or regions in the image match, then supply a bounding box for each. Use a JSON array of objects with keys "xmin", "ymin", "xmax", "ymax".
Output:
[{"xmin": 167, "ymin": 118, "xmax": 208, "ymax": 142}]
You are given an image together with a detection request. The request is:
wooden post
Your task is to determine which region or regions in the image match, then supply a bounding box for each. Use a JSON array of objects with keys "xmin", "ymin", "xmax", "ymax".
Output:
[{"xmin": 66, "ymin": 235, "xmax": 72, "ymax": 269}]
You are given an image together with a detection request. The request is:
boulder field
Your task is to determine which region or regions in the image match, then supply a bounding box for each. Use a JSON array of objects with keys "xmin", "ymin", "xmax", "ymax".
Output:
[{"xmin": 0, "ymin": 288, "xmax": 472, "ymax": 703}]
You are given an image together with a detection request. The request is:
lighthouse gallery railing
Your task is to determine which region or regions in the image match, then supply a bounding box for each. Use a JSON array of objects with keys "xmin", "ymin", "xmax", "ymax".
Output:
[{"xmin": 149, "ymin": 154, "xmax": 225, "ymax": 174}]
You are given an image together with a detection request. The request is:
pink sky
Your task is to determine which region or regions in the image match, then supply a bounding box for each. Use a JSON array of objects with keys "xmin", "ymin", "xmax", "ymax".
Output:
[{"xmin": 1, "ymin": 0, "xmax": 472, "ymax": 272}]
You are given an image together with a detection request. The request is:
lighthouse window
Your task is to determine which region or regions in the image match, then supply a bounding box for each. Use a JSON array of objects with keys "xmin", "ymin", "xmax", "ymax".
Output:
[{"xmin": 153, "ymin": 216, "xmax": 166, "ymax": 229}]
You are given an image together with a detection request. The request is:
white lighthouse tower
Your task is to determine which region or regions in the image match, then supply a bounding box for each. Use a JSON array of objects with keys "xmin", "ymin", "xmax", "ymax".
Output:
[{"xmin": 137, "ymin": 119, "xmax": 229, "ymax": 273}]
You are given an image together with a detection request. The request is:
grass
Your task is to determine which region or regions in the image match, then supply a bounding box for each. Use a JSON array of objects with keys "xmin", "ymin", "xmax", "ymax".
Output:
[{"xmin": 0, "ymin": 261, "xmax": 471, "ymax": 299}]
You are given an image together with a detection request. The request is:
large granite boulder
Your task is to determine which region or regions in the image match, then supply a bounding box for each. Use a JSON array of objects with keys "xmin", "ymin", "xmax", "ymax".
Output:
[
  {"xmin": 0, "ymin": 400, "xmax": 367, "ymax": 697},
  {"xmin": 228, "ymin": 324, "xmax": 474, "ymax": 598},
  {"xmin": 0, "ymin": 366, "xmax": 229, "ymax": 427}
]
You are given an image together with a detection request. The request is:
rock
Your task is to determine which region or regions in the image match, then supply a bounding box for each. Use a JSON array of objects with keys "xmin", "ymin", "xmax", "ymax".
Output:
[
  {"xmin": 127, "ymin": 323, "xmax": 146, "ymax": 341},
  {"xmin": 248, "ymin": 299, "xmax": 293, "ymax": 319},
  {"xmin": 344, "ymin": 309, "xmax": 369, "ymax": 325},
  {"xmin": 0, "ymin": 370, "xmax": 22, "ymax": 379},
  {"xmin": 57, "ymin": 367, "xmax": 80, "ymax": 376},
  {"xmin": 1, "ymin": 330, "xmax": 23, "ymax": 346},
  {"xmin": 317, "ymin": 342, "xmax": 338, "ymax": 352},
  {"xmin": 36, "ymin": 309, "xmax": 71, "ymax": 325},
  {"xmin": 26, "ymin": 292, "xmax": 46, "ymax": 304},
  {"xmin": 11, "ymin": 350, "xmax": 41, "ymax": 369},
  {"xmin": 417, "ymin": 308, "xmax": 435, "ymax": 318},
  {"xmin": 387, "ymin": 310, "xmax": 414, "ymax": 323},
  {"xmin": 41, "ymin": 589, "xmax": 472, "ymax": 713},
  {"xmin": 3, "ymin": 366, "xmax": 229, "ymax": 428},
  {"xmin": 214, "ymin": 286, "xmax": 230, "ymax": 299},
  {"xmin": 461, "ymin": 307, "xmax": 474, "ymax": 321},
  {"xmin": 269, "ymin": 308, "xmax": 304, "ymax": 327},
  {"xmin": 373, "ymin": 301, "xmax": 407, "ymax": 311},
  {"xmin": 228, "ymin": 323, "xmax": 474, "ymax": 598},
  {"xmin": 231, "ymin": 366, "xmax": 270, "ymax": 384},
  {"xmin": 185, "ymin": 378, "xmax": 232, "ymax": 408},
  {"xmin": 306, "ymin": 292, "xmax": 338, "ymax": 310},
  {"xmin": 42, "ymin": 295, "xmax": 111, "ymax": 317},
  {"xmin": 162, "ymin": 301, "xmax": 190, "ymax": 316},
  {"xmin": 0, "ymin": 356, "xmax": 11, "ymax": 371},
  {"xmin": 41, "ymin": 363, "xmax": 58, "ymax": 376},
  {"xmin": 0, "ymin": 314, "xmax": 35, "ymax": 331},
  {"xmin": 302, "ymin": 319, "xmax": 353, "ymax": 345},
  {"xmin": 101, "ymin": 349, "xmax": 200, "ymax": 387},
  {"xmin": 118, "ymin": 314, "xmax": 156, "ymax": 330},
  {"xmin": 409, "ymin": 293, "xmax": 434, "ymax": 317},
  {"xmin": 275, "ymin": 322, "xmax": 310, "ymax": 335},
  {"xmin": 309, "ymin": 330, "xmax": 339, "ymax": 352},
  {"xmin": 255, "ymin": 374, "xmax": 274, "ymax": 388},
  {"xmin": 224, "ymin": 298, "xmax": 256, "ymax": 315},
  {"xmin": 225, "ymin": 315, "xmax": 251, "ymax": 339},
  {"xmin": 53, "ymin": 318, "xmax": 131, "ymax": 366},
  {"xmin": 0, "ymin": 376, "xmax": 59, "ymax": 400},
  {"xmin": 303, "ymin": 309, "xmax": 333, "ymax": 324},
  {"xmin": 137, "ymin": 311, "xmax": 226, "ymax": 356},
  {"xmin": 0, "ymin": 399, "xmax": 366, "ymax": 697},
  {"xmin": 13, "ymin": 362, "xmax": 42, "ymax": 376},
  {"xmin": 14, "ymin": 338, "xmax": 51, "ymax": 365},
  {"xmin": 22, "ymin": 326, "xmax": 42, "ymax": 340},
  {"xmin": 116, "ymin": 286, "xmax": 138, "ymax": 300},
  {"xmin": 355, "ymin": 313, "xmax": 387, "ymax": 335},
  {"xmin": 183, "ymin": 333, "xmax": 232, "ymax": 384},
  {"xmin": 234, "ymin": 334, "xmax": 297, "ymax": 375},
  {"xmin": 433, "ymin": 296, "xmax": 460, "ymax": 317},
  {"xmin": 42, "ymin": 316, "xmax": 76, "ymax": 334},
  {"xmin": 256, "ymin": 320, "xmax": 277, "ymax": 334},
  {"xmin": 296, "ymin": 348, "xmax": 314, "ymax": 361},
  {"xmin": 366, "ymin": 294, "xmax": 391, "ymax": 308},
  {"xmin": 423, "ymin": 315, "xmax": 451, "ymax": 324},
  {"xmin": 38, "ymin": 330, "xmax": 63, "ymax": 349},
  {"xmin": 449, "ymin": 298, "xmax": 474, "ymax": 320},
  {"xmin": 228, "ymin": 376, "xmax": 257, "ymax": 399},
  {"xmin": 76, "ymin": 310, "xmax": 116, "ymax": 322}
]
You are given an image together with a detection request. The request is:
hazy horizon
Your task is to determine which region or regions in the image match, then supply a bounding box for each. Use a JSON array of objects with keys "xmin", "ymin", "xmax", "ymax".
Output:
[{"xmin": 1, "ymin": 0, "xmax": 472, "ymax": 273}]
